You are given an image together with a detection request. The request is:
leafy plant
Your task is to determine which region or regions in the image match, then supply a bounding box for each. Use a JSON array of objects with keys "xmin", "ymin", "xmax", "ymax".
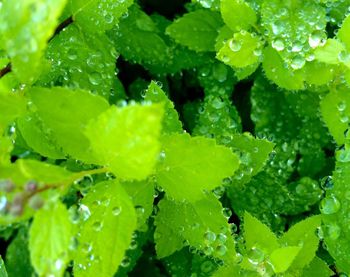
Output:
[{"xmin": 0, "ymin": 0, "xmax": 350, "ymax": 276}]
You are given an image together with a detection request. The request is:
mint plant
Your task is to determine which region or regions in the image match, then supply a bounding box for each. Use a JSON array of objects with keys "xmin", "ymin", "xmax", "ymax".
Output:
[{"xmin": 0, "ymin": 0, "xmax": 350, "ymax": 276}]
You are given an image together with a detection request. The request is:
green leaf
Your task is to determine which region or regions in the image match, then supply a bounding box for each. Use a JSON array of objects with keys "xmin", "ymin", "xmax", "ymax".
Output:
[
  {"xmin": 0, "ymin": 92, "xmax": 27, "ymax": 133},
  {"xmin": 107, "ymin": 5, "xmax": 168, "ymax": 67},
  {"xmin": 42, "ymin": 23, "xmax": 118, "ymax": 99},
  {"xmin": 156, "ymin": 133, "xmax": 239, "ymax": 202},
  {"xmin": 0, "ymin": 0, "xmax": 67, "ymax": 82},
  {"xmin": 73, "ymin": 180, "xmax": 137, "ymax": 277},
  {"xmin": 71, "ymin": 0, "xmax": 134, "ymax": 33},
  {"xmin": 262, "ymin": 46, "xmax": 305, "ymax": 90},
  {"xmin": 269, "ymin": 246, "xmax": 301, "ymax": 273},
  {"xmin": 304, "ymin": 61, "xmax": 335, "ymax": 86},
  {"xmin": 280, "ymin": 215, "xmax": 321, "ymax": 270},
  {"xmin": 144, "ymin": 81, "xmax": 183, "ymax": 134},
  {"xmin": 301, "ymin": 257, "xmax": 334, "ymax": 277},
  {"xmin": 0, "ymin": 256, "xmax": 7, "ymax": 277},
  {"xmin": 338, "ymin": 14, "xmax": 350, "ymax": 51},
  {"xmin": 321, "ymin": 159, "xmax": 350, "ymax": 273},
  {"xmin": 227, "ymin": 133, "xmax": 274, "ymax": 186},
  {"xmin": 29, "ymin": 201, "xmax": 73, "ymax": 277},
  {"xmin": 220, "ymin": 0, "xmax": 257, "ymax": 31},
  {"xmin": 28, "ymin": 87, "xmax": 109, "ymax": 162},
  {"xmin": 243, "ymin": 211, "xmax": 279, "ymax": 253},
  {"xmin": 85, "ymin": 103, "xmax": 164, "ymax": 180},
  {"xmin": 5, "ymin": 228, "xmax": 34, "ymax": 277},
  {"xmin": 0, "ymin": 159, "xmax": 74, "ymax": 186},
  {"xmin": 121, "ymin": 178, "xmax": 155, "ymax": 229},
  {"xmin": 217, "ymin": 31, "xmax": 262, "ymax": 68},
  {"xmin": 155, "ymin": 195, "xmax": 236, "ymax": 260},
  {"xmin": 17, "ymin": 112, "xmax": 65, "ymax": 159},
  {"xmin": 320, "ymin": 88, "xmax": 350, "ymax": 145},
  {"xmin": 314, "ymin": 39, "xmax": 345, "ymax": 64},
  {"xmin": 166, "ymin": 10, "xmax": 222, "ymax": 52}
]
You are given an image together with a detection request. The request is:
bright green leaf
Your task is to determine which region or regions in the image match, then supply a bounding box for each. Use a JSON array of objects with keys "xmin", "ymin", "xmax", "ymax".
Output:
[
  {"xmin": 320, "ymin": 88, "xmax": 350, "ymax": 145},
  {"xmin": 144, "ymin": 81, "xmax": 182, "ymax": 134},
  {"xmin": 71, "ymin": 0, "xmax": 133, "ymax": 33},
  {"xmin": 220, "ymin": 0, "xmax": 257, "ymax": 32},
  {"xmin": 217, "ymin": 31, "xmax": 262, "ymax": 68},
  {"xmin": 314, "ymin": 39, "xmax": 345, "ymax": 65},
  {"xmin": 280, "ymin": 215, "xmax": 321, "ymax": 270},
  {"xmin": 269, "ymin": 246, "xmax": 301, "ymax": 273},
  {"xmin": 166, "ymin": 10, "xmax": 222, "ymax": 52},
  {"xmin": 243, "ymin": 211, "xmax": 279, "ymax": 253},
  {"xmin": 85, "ymin": 103, "xmax": 164, "ymax": 180},
  {"xmin": 302, "ymin": 257, "xmax": 334, "ymax": 277},
  {"xmin": 156, "ymin": 133, "xmax": 239, "ymax": 202},
  {"xmin": 29, "ymin": 201, "xmax": 73, "ymax": 277},
  {"xmin": 338, "ymin": 14, "xmax": 350, "ymax": 51},
  {"xmin": 0, "ymin": 0, "xmax": 67, "ymax": 82},
  {"xmin": 28, "ymin": 87, "xmax": 109, "ymax": 162},
  {"xmin": 73, "ymin": 180, "xmax": 137, "ymax": 277}
]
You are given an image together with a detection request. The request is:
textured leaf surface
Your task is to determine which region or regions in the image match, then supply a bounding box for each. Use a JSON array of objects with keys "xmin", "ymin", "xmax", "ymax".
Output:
[
  {"xmin": 71, "ymin": 0, "xmax": 133, "ymax": 32},
  {"xmin": 156, "ymin": 133, "xmax": 239, "ymax": 202},
  {"xmin": 217, "ymin": 31, "xmax": 262, "ymax": 68},
  {"xmin": 166, "ymin": 10, "xmax": 222, "ymax": 52},
  {"xmin": 0, "ymin": 0, "xmax": 67, "ymax": 82},
  {"xmin": 5, "ymin": 228, "xmax": 34, "ymax": 277},
  {"xmin": 280, "ymin": 215, "xmax": 321, "ymax": 270},
  {"xmin": 243, "ymin": 212, "xmax": 279, "ymax": 253},
  {"xmin": 43, "ymin": 23, "xmax": 117, "ymax": 99},
  {"xmin": 154, "ymin": 195, "xmax": 236, "ymax": 260},
  {"xmin": 74, "ymin": 180, "xmax": 137, "ymax": 277},
  {"xmin": 320, "ymin": 88, "xmax": 350, "ymax": 145},
  {"xmin": 85, "ymin": 103, "xmax": 163, "ymax": 180},
  {"xmin": 28, "ymin": 87, "xmax": 109, "ymax": 162},
  {"xmin": 220, "ymin": 0, "xmax": 257, "ymax": 31},
  {"xmin": 269, "ymin": 246, "xmax": 301, "ymax": 273},
  {"xmin": 29, "ymin": 201, "xmax": 73, "ymax": 276},
  {"xmin": 144, "ymin": 81, "xmax": 182, "ymax": 134}
]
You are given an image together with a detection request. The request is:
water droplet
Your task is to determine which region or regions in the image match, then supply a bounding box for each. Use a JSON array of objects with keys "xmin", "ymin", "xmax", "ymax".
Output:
[
  {"xmin": 215, "ymin": 245, "xmax": 227, "ymax": 256},
  {"xmin": 322, "ymin": 223, "xmax": 341, "ymax": 240},
  {"xmin": 338, "ymin": 51, "xmax": 350, "ymax": 64},
  {"xmin": 272, "ymin": 38, "xmax": 285, "ymax": 51},
  {"xmin": 320, "ymin": 195, "xmax": 341, "ymax": 214},
  {"xmin": 203, "ymin": 245, "xmax": 214, "ymax": 255},
  {"xmin": 92, "ymin": 221, "xmax": 103, "ymax": 231},
  {"xmin": 320, "ymin": 176, "xmax": 334, "ymax": 190},
  {"xmin": 120, "ymin": 257, "xmax": 131, "ymax": 267},
  {"xmin": 292, "ymin": 41, "xmax": 303, "ymax": 52},
  {"xmin": 104, "ymin": 14, "xmax": 114, "ymax": 24},
  {"xmin": 222, "ymin": 208, "xmax": 232, "ymax": 219},
  {"xmin": 200, "ymin": 260, "xmax": 214, "ymax": 273},
  {"xmin": 78, "ymin": 204, "xmax": 91, "ymax": 221},
  {"xmin": 248, "ymin": 247, "xmax": 265, "ymax": 265},
  {"xmin": 135, "ymin": 205, "xmax": 145, "ymax": 215},
  {"xmin": 290, "ymin": 55, "xmax": 305, "ymax": 69},
  {"xmin": 129, "ymin": 240, "xmax": 138, "ymax": 250},
  {"xmin": 338, "ymin": 101, "xmax": 347, "ymax": 112},
  {"xmin": 308, "ymin": 30, "xmax": 324, "ymax": 48},
  {"xmin": 112, "ymin": 206, "xmax": 121, "ymax": 216},
  {"xmin": 55, "ymin": 259, "xmax": 63, "ymax": 271},
  {"xmin": 217, "ymin": 233, "xmax": 227, "ymax": 243},
  {"xmin": 203, "ymin": 231, "xmax": 216, "ymax": 242},
  {"xmin": 88, "ymin": 72, "xmax": 102, "ymax": 85},
  {"xmin": 229, "ymin": 39, "xmax": 242, "ymax": 52},
  {"xmin": 67, "ymin": 48, "xmax": 77, "ymax": 60}
]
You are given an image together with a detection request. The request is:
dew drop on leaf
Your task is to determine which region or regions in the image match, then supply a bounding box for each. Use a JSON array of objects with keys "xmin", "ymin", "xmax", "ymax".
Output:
[{"xmin": 320, "ymin": 195, "xmax": 341, "ymax": 214}]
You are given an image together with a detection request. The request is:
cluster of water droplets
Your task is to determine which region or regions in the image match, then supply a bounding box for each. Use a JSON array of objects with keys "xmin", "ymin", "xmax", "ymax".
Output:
[
  {"xmin": 45, "ymin": 24, "xmax": 116, "ymax": 99},
  {"xmin": 193, "ymin": 94, "xmax": 241, "ymax": 145},
  {"xmin": 262, "ymin": 0, "xmax": 327, "ymax": 70}
]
